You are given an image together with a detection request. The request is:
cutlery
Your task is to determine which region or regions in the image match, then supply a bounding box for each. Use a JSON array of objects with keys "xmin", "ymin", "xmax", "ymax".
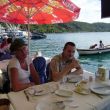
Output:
[
  {"xmin": 24, "ymin": 90, "xmax": 29, "ymax": 101},
  {"xmin": 92, "ymin": 92, "xmax": 103, "ymax": 99}
]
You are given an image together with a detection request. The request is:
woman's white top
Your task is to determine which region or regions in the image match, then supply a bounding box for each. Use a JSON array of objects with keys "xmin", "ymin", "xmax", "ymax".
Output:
[{"xmin": 8, "ymin": 56, "xmax": 32, "ymax": 87}]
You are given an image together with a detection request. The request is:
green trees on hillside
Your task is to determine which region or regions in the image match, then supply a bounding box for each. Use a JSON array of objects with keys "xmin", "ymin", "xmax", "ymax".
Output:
[
  {"xmin": 30, "ymin": 21, "xmax": 110, "ymax": 33},
  {"xmin": 1, "ymin": 21, "xmax": 110, "ymax": 33}
]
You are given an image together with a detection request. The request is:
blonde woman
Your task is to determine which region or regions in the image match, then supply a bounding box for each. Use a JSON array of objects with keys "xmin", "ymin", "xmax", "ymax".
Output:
[{"xmin": 8, "ymin": 38, "xmax": 40, "ymax": 91}]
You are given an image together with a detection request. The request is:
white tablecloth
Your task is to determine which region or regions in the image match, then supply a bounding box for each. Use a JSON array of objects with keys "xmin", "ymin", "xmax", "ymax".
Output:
[
  {"xmin": 7, "ymin": 83, "xmax": 107, "ymax": 110},
  {"xmin": 6, "ymin": 71, "xmax": 110, "ymax": 110}
]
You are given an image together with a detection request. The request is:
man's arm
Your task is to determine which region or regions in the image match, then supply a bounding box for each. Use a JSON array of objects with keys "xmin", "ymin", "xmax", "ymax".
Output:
[
  {"xmin": 71, "ymin": 59, "xmax": 83, "ymax": 75},
  {"xmin": 50, "ymin": 58, "xmax": 83, "ymax": 81}
]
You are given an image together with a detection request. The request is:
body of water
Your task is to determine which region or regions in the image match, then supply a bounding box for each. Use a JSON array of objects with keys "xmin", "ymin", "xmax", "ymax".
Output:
[{"xmin": 30, "ymin": 32, "xmax": 110, "ymax": 73}]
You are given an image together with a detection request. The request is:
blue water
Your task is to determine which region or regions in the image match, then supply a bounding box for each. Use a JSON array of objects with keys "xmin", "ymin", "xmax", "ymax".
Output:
[{"xmin": 30, "ymin": 32, "xmax": 110, "ymax": 73}]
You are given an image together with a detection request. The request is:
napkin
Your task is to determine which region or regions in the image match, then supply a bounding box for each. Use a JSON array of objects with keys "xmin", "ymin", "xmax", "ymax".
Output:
[{"xmin": 8, "ymin": 91, "xmax": 36, "ymax": 110}]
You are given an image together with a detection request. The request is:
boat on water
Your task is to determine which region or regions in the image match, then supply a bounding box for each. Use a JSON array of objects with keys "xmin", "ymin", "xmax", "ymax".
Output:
[
  {"xmin": 6, "ymin": 30, "xmax": 25, "ymax": 39},
  {"xmin": 0, "ymin": 23, "xmax": 47, "ymax": 40},
  {"xmin": 30, "ymin": 32, "xmax": 47, "ymax": 40},
  {"xmin": 77, "ymin": 46, "xmax": 110, "ymax": 56}
]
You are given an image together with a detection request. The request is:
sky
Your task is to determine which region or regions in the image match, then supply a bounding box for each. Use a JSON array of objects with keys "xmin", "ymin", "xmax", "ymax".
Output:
[{"xmin": 72, "ymin": 0, "xmax": 110, "ymax": 23}]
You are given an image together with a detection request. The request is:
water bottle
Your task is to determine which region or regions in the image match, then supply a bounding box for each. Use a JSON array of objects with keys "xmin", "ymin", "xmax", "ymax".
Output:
[{"xmin": 95, "ymin": 71, "xmax": 99, "ymax": 81}]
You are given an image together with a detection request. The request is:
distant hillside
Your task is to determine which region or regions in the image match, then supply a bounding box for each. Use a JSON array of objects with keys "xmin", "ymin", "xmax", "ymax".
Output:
[
  {"xmin": 29, "ymin": 21, "xmax": 110, "ymax": 33},
  {"xmin": 1, "ymin": 21, "xmax": 110, "ymax": 33}
]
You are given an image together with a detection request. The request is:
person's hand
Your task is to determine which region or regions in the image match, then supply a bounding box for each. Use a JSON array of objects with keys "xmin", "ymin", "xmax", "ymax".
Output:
[
  {"xmin": 28, "ymin": 82, "xmax": 35, "ymax": 87},
  {"xmin": 69, "ymin": 59, "xmax": 80, "ymax": 69}
]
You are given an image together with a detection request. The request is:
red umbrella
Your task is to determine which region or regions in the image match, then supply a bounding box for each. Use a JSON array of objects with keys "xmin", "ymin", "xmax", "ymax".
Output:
[
  {"xmin": 0, "ymin": 0, "xmax": 80, "ymax": 72},
  {"xmin": 0, "ymin": 0, "xmax": 80, "ymax": 53},
  {"xmin": 0, "ymin": 0, "xmax": 80, "ymax": 24}
]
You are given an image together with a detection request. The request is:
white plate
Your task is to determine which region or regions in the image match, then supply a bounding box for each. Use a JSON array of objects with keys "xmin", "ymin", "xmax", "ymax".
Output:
[
  {"xmin": 36, "ymin": 102, "xmax": 64, "ymax": 110},
  {"xmin": 55, "ymin": 89, "xmax": 73, "ymax": 97},
  {"xmin": 28, "ymin": 88, "xmax": 48, "ymax": 96},
  {"xmin": 90, "ymin": 84, "xmax": 110, "ymax": 95},
  {"xmin": 34, "ymin": 90, "xmax": 48, "ymax": 96},
  {"xmin": 36, "ymin": 102, "xmax": 52, "ymax": 110}
]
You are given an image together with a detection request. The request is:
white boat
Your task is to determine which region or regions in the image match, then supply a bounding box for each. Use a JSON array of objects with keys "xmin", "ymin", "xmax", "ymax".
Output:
[
  {"xmin": 77, "ymin": 46, "xmax": 110, "ymax": 56},
  {"xmin": 31, "ymin": 32, "xmax": 47, "ymax": 40}
]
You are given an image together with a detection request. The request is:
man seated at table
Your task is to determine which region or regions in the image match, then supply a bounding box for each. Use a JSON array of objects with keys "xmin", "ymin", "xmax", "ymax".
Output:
[{"xmin": 50, "ymin": 42, "xmax": 83, "ymax": 81}]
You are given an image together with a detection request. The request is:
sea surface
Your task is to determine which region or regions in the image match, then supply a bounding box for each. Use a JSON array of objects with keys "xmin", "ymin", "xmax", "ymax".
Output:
[{"xmin": 30, "ymin": 32, "xmax": 110, "ymax": 73}]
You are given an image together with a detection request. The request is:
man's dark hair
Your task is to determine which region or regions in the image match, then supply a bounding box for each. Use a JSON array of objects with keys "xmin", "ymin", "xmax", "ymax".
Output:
[
  {"xmin": 63, "ymin": 42, "xmax": 75, "ymax": 50},
  {"xmin": 100, "ymin": 40, "xmax": 102, "ymax": 43}
]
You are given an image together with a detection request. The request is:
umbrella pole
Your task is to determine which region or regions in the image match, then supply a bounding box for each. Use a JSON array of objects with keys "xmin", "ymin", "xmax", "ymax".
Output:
[
  {"xmin": 27, "ymin": 21, "xmax": 30, "ymax": 73},
  {"xmin": 27, "ymin": 23, "xmax": 30, "ymax": 56}
]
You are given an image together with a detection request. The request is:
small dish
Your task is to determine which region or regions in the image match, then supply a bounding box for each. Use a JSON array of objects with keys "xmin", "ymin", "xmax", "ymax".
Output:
[
  {"xmin": 36, "ymin": 102, "xmax": 52, "ymax": 110},
  {"xmin": 28, "ymin": 89, "xmax": 35, "ymax": 95},
  {"xmin": 55, "ymin": 89, "xmax": 73, "ymax": 97},
  {"xmin": 28, "ymin": 88, "xmax": 48, "ymax": 96}
]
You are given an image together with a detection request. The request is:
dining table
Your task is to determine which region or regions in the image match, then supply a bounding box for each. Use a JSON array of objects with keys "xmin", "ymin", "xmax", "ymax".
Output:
[{"xmin": 3, "ymin": 70, "xmax": 110, "ymax": 110}]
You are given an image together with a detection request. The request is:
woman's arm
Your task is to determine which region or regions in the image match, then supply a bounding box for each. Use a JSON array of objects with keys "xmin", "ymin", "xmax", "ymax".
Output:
[
  {"xmin": 30, "ymin": 63, "xmax": 40, "ymax": 84},
  {"xmin": 10, "ymin": 68, "xmax": 34, "ymax": 92}
]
